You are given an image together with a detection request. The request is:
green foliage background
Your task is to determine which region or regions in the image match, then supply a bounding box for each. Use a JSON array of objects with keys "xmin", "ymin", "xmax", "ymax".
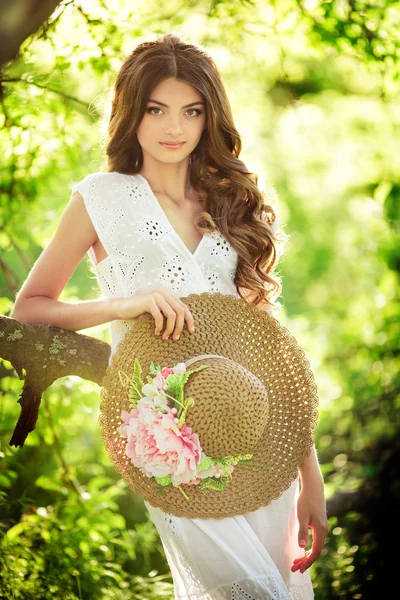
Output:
[{"xmin": 1, "ymin": 1, "xmax": 399, "ymax": 598}]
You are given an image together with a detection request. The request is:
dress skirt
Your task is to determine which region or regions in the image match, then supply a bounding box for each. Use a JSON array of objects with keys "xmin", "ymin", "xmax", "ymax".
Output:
[{"xmin": 143, "ymin": 477, "xmax": 314, "ymax": 600}]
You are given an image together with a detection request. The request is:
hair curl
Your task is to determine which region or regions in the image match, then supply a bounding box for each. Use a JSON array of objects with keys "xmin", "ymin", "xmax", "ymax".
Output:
[{"xmin": 104, "ymin": 33, "xmax": 289, "ymax": 315}]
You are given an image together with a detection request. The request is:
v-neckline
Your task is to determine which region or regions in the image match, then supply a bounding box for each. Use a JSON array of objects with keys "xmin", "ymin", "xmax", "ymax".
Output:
[{"xmin": 135, "ymin": 173, "xmax": 206, "ymax": 259}]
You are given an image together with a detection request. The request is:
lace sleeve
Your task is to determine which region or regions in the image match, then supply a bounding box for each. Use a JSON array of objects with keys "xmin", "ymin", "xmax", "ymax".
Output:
[{"xmin": 70, "ymin": 172, "xmax": 115, "ymax": 266}]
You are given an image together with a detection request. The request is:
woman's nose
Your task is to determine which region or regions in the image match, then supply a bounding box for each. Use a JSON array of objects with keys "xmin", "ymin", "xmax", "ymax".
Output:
[{"xmin": 164, "ymin": 118, "xmax": 184, "ymax": 134}]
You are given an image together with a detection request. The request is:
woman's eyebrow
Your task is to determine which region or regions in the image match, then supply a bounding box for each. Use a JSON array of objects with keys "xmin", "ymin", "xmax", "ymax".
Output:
[{"xmin": 147, "ymin": 98, "xmax": 205, "ymax": 108}]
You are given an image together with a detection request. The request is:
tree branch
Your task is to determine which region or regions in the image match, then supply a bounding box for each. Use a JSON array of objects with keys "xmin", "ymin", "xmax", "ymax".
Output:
[
  {"xmin": 0, "ymin": 0, "xmax": 63, "ymax": 67},
  {"xmin": 0, "ymin": 77, "xmax": 90, "ymax": 109},
  {"xmin": 0, "ymin": 315, "xmax": 110, "ymax": 447}
]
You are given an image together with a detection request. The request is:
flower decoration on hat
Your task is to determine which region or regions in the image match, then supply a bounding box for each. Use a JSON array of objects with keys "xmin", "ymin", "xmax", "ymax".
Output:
[{"xmin": 117, "ymin": 359, "xmax": 263, "ymax": 501}]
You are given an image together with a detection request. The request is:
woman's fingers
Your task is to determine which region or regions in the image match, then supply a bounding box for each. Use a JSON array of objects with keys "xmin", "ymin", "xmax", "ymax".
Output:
[
  {"xmin": 291, "ymin": 551, "xmax": 311, "ymax": 572},
  {"xmin": 152, "ymin": 295, "xmax": 176, "ymax": 337},
  {"xmin": 297, "ymin": 524, "xmax": 309, "ymax": 549},
  {"xmin": 291, "ymin": 523, "xmax": 328, "ymax": 572},
  {"xmin": 153, "ymin": 290, "xmax": 195, "ymax": 340}
]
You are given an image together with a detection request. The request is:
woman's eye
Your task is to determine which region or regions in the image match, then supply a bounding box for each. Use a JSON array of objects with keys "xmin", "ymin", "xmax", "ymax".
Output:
[
  {"xmin": 147, "ymin": 107, "xmax": 163, "ymax": 115},
  {"xmin": 147, "ymin": 107, "xmax": 203, "ymax": 117},
  {"xmin": 187, "ymin": 108, "xmax": 203, "ymax": 116}
]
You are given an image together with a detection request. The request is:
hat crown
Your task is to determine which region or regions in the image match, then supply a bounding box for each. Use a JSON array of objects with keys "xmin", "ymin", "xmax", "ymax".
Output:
[{"xmin": 183, "ymin": 355, "xmax": 269, "ymax": 457}]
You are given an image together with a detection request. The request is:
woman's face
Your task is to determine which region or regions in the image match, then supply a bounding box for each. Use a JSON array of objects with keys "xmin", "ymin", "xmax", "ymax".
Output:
[{"xmin": 136, "ymin": 77, "xmax": 207, "ymax": 165}]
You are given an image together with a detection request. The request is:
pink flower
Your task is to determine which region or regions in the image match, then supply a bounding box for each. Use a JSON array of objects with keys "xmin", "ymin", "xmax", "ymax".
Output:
[
  {"xmin": 181, "ymin": 476, "xmax": 202, "ymax": 487},
  {"xmin": 119, "ymin": 404, "xmax": 203, "ymax": 487},
  {"xmin": 152, "ymin": 373, "xmax": 167, "ymax": 390},
  {"xmin": 173, "ymin": 362, "xmax": 186, "ymax": 375},
  {"xmin": 214, "ymin": 464, "xmax": 235, "ymax": 478},
  {"xmin": 118, "ymin": 408, "xmax": 139, "ymax": 438},
  {"xmin": 161, "ymin": 367, "xmax": 175, "ymax": 378}
]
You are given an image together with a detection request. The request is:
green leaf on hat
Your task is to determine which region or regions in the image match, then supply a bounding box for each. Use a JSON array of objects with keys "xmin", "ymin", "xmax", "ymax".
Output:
[
  {"xmin": 149, "ymin": 362, "xmax": 161, "ymax": 375},
  {"xmin": 164, "ymin": 373, "xmax": 182, "ymax": 398},
  {"xmin": 198, "ymin": 456, "xmax": 213, "ymax": 470},
  {"xmin": 128, "ymin": 359, "xmax": 145, "ymax": 406},
  {"xmin": 199, "ymin": 477, "xmax": 229, "ymax": 493},
  {"xmin": 154, "ymin": 475, "xmax": 172, "ymax": 486}
]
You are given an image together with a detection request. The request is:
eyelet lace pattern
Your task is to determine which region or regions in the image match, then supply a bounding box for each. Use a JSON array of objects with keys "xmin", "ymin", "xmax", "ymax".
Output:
[{"xmin": 70, "ymin": 171, "xmax": 240, "ymax": 360}]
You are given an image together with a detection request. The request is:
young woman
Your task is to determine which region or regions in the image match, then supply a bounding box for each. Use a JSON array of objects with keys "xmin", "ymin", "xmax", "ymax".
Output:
[{"xmin": 11, "ymin": 33, "xmax": 328, "ymax": 600}]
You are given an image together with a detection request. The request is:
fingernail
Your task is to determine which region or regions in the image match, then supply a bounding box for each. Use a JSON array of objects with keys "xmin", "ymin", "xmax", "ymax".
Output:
[
  {"xmin": 299, "ymin": 540, "xmax": 306, "ymax": 547},
  {"xmin": 174, "ymin": 335, "xmax": 180, "ymax": 340}
]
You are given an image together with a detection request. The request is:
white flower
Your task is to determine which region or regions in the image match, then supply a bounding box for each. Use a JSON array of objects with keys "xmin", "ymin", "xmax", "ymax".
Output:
[
  {"xmin": 197, "ymin": 462, "xmax": 217, "ymax": 478},
  {"xmin": 153, "ymin": 393, "xmax": 169, "ymax": 410},
  {"xmin": 138, "ymin": 393, "xmax": 169, "ymax": 412},
  {"xmin": 141, "ymin": 383, "xmax": 159, "ymax": 397}
]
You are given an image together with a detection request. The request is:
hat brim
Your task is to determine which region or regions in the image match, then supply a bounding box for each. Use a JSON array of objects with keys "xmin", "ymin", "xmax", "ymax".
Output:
[{"xmin": 99, "ymin": 292, "xmax": 319, "ymax": 519}]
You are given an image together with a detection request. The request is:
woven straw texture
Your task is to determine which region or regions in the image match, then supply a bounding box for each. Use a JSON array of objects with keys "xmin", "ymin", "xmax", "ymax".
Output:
[
  {"xmin": 180, "ymin": 355, "xmax": 269, "ymax": 457},
  {"xmin": 99, "ymin": 292, "xmax": 319, "ymax": 519}
]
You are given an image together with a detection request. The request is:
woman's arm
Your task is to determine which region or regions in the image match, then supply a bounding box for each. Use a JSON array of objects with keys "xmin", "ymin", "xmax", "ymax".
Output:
[
  {"xmin": 299, "ymin": 444, "xmax": 324, "ymax": 489},
  {"xmin": 238, "ymin": 287, "xmax": 328, "ymax": 570},
  {"xmin": 292, "ymin": 444, "xmax": 329, "ymax": 572},
  {"xmin": 11, "ymin": 191, "xmax": 123, "ymax": 331}
]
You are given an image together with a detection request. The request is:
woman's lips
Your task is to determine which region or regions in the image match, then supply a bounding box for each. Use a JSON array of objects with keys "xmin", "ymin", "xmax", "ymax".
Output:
[{"xmin": 160, "ymin": 142, "xmax": 185, "ymax": 149}]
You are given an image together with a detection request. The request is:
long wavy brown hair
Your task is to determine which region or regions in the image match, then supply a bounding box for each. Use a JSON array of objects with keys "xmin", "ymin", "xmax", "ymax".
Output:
[{"xmin": 104, "ymin": 33, "xmax": 289, "ymax": 314}]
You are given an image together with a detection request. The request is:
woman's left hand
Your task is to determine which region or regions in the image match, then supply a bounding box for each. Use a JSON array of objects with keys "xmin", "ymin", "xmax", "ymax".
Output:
[{"xmin": 291, "ymin": 482, "xmax": 329, "ymax": 573}]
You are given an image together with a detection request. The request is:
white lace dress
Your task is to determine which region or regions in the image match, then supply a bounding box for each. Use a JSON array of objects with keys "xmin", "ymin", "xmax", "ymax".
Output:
[{"xmin": 71, "ymin": 171, "xmax": 314, "ymax": 600}]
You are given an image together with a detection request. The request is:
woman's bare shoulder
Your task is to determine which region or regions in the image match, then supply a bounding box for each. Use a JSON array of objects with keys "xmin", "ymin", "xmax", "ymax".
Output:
[{"xmin": 12, "ymin": 189, "xmax": 98, "ymax": 311}]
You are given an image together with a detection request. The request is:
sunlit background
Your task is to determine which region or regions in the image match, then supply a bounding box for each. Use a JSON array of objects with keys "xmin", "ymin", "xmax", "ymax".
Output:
[{"xmin": 1, "ymin": 1, "xmax": 399, "ymax": 598}]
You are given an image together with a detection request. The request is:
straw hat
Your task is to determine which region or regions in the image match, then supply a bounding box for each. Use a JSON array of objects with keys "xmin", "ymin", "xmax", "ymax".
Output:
[{"xmin": 99, "ymin": 292, "xmax": 319, "ymax": 520}]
